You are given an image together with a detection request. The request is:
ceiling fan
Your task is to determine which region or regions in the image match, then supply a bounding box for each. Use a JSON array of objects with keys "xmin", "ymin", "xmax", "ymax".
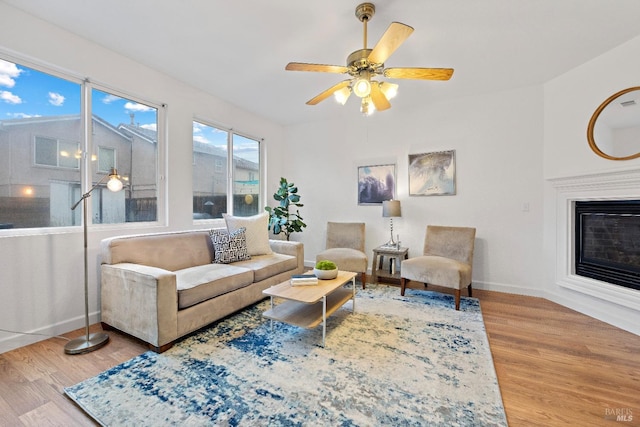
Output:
[{"xmin": 285, "ymin": 2, "xmax": 454, "ymax": 115}]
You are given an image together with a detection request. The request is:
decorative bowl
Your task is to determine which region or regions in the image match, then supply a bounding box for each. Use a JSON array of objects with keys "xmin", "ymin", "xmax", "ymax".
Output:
[{"xmin": 313, "ymin": 267, "xmax": 338, "ymax": 280}]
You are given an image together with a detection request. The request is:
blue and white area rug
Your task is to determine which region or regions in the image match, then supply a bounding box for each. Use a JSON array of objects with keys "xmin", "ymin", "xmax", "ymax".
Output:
[{"xmin": 65, "ymin": 284, "xmax": 507, "ymax": 426}]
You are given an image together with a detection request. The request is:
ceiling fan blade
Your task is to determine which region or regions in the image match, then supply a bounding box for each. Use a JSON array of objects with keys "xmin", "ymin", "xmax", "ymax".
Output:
[
  {"xmin": 286, "ymin": 62, "xmax": 349, "ymax": 74},
  {"xmin": 384, "ymin": 67, "xmax": 454, "ymax": 80},
  {"xmin": 368, "ymin": 22, "xmax": 414, "ymax": 64},
  {"xmin": 370, "ymin": 83, "xmax": 391, "ymax": 111},
  {"xmin": 306, "ymin": 80, "xmax": 352, "ymax": 105}
]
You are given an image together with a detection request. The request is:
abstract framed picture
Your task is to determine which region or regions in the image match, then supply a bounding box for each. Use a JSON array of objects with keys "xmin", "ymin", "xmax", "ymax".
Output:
[
  {"xmin": 408, "ymin": 150, "xmax": 456, "ymax": 196},
  {"xmin": 357, "ymin": 164, "xmax": 396, "ymax": 205}
]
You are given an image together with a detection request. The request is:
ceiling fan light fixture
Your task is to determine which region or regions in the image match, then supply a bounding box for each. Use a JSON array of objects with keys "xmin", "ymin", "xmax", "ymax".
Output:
[
  {"xmin": 353, "ymin": 71, "xmax": 372, "ymax": 98},
  {"xmin": 379, "ymin": 81, "xmax": 399, "ymax": 100},
  {"xmin": 285, "ymin": 3, "xmax": 453, "ymax": 115},
  {"xmin": 360, "ymin": 97, "xmax": 375, "ymax": 116},
  {"xmin": 334, "ymin": 86, "xmax": 352, "ymax": 105}
]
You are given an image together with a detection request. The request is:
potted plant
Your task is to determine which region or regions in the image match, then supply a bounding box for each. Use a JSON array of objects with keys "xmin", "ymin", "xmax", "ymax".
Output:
[
  {"xmin": 314, "ymin": 260, "xmax": 338, "ymax": 280},
  {"xmin": 265, "ymin": 177, "xmax": 307, "ymax": 241}
]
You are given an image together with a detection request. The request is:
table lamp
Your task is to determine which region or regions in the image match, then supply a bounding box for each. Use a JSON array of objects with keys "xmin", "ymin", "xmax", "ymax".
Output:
[{"xmin": 382, "ymin": 199, "xmax": 401, "ymax": 248}]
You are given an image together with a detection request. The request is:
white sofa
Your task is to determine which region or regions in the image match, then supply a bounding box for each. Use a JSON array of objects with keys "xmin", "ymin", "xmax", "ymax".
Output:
[{"xmin": 99, "ymin": 228, "xmax": 304, "ymax": 352}]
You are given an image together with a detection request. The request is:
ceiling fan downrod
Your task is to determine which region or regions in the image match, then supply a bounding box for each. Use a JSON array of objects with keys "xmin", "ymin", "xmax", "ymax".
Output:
[{"xmin": 355, "ymin": 3, "xmax": 375, "ymax": 50}]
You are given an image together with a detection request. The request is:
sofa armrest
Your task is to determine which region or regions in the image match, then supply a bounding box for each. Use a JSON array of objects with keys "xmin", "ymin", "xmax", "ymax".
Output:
[
  {"xmin": 270, "ymin": 240, "xmax": 304, "ymax": 271},
  {"xmin": 101, "ymin": 263, "xmax": 178, "ymax": 348}
]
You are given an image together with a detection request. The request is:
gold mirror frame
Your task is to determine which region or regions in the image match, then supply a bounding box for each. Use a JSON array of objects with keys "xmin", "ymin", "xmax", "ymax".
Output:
[{"xmin": 587, "ymin": 86, "xmax": 640, "ymax": 161}]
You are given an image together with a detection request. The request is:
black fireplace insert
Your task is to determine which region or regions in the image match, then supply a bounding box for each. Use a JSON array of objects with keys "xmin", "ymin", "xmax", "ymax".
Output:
[{"xmin": 575, "ymin": 200, "xmax": 640, "ymax": 291}]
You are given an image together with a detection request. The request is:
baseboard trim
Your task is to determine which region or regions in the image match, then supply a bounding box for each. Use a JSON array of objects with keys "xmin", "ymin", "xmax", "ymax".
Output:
[
  {"xmin": 0, "ymin": 312, "xmax": 101, "ymax": 354},
  {"xmin": 472, "ymin": 280, "xmax": 546, "ymax": 298},
  {"xmin": 470, "ymin": 281, "xmax": 639, "ymax": 336},
  {"xmin": 544, "ymin": 289, "xmax": 640, "ymax": 336}
]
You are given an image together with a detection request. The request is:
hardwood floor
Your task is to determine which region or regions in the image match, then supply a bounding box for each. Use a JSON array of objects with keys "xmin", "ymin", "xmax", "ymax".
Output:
[{"xmin": 1, "ymin": 284, "xmax": 638, "ymax": 426}]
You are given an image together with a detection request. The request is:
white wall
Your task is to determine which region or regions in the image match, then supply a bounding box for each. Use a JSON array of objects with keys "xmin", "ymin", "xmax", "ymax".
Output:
[
  {"xmin": 282, "ymin": 85, "xmax": 545, "ymax": 297},
  {"xmin": 543, "ymin": 35, "xmax": 640, "ymax": 335},
  {"xmin": 2, "ymin": 2, "xmax": 638, "ymax": 354},
  {"xmin": 0, "ymin": 3, "xmax": 286, "ymax": 353}
]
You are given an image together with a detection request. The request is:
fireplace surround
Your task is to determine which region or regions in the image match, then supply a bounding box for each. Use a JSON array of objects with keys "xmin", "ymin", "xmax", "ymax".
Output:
[{"xmin": 552, "ymin": 168, "xmax": 640, "ymax": 311}]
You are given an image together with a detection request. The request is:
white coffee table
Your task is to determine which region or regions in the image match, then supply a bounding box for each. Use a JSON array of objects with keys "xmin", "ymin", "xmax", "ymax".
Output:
[{"xmin": 262, "ymin": 270, "xmax": 357, "ymax": 347}]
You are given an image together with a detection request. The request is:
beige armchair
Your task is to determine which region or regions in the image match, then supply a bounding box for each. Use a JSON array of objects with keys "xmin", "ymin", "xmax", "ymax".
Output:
[
  {"xmin": 316, "ymin": 222, "xmax": 368, "ymax": 288},
  {"xmin": 400, "ymin": 225, "xmax": 476, "ymax": 310}
]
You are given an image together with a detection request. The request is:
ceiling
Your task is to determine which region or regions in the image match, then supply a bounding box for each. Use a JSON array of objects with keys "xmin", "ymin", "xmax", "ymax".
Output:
[{"xmin": 5, "ymin": 0, "xmax": 640, "ymax": 126}]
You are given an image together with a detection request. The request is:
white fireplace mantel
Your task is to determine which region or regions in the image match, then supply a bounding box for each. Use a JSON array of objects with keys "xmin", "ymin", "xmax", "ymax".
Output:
[{"xmin": 550, "ymin": 167, "xmax": 640, "ymax": 310}]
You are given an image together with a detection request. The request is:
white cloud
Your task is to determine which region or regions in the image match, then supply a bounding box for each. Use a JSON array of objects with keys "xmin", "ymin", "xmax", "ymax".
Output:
[
  {"xmin": 0, "ymin": 90, "xmax": 22, "ymax": 104},
  {"xmin": 193, "ymin": 135, "xmax": 209, "ymax": 144},
  {"xmin": 124, "ymin": 101, "xmax": 153, "ymax": 112},
  {"xmin": 0, "ymin": 60, "xmax": 22, "ymax": 88},
  {"xmin": 102, "ymin": 94, "xmax": 121, "ymax": 104},
  {"xmin": 140, "ymin": 123, "xmax": 157, "ymax": 131},
  {"xmin": 48, "ymin": 92, "xmax": 65, "ymax": 106}
]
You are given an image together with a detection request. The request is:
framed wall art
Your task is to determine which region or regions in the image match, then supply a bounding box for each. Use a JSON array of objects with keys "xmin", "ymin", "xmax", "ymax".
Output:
[
  {"xmin": 408, "ymin": 150, "xmax": 456, "ymax": 196},
  {"xmin": 357, "ymin": 164, "xmax": 396, "ymax": 205}
]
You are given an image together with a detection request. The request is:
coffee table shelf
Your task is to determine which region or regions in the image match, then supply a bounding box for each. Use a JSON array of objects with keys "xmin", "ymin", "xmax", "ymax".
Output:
[
  {"xmin": 263, "ymin": 288, "xmax": 352, "ymax": 329},
  {"xmin": 262, "ymin": 270, "xmax": 356, "ymax": 347}
]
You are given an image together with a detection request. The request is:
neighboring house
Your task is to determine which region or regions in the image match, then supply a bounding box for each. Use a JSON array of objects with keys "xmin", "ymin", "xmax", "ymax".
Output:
[{"xmin": 0, "ymin": 115, "xmax": 132, "ymax": 227}]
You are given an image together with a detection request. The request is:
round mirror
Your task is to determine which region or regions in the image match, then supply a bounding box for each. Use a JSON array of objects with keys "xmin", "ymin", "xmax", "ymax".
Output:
[{"xmin": 588, "ymin": 86, "xmax": 640, "ymax": 160}]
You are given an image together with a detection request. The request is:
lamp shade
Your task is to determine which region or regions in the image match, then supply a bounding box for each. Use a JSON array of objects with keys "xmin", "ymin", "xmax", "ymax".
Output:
[{"xmin": 382, "ymin": 200, "xmax": 401, "ymax": 217}]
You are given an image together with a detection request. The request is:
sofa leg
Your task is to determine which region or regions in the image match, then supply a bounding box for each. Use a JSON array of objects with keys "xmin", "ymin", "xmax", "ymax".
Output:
[
  {"xmin": 360, "ymin": 272, "xmax": 367, "ymax": 289},
  {"xmin": 468, "ymin": 283, "xmax": 473, "ymax": 298},
  {"xmin": 400, "ymin": 278, "xmax": 407, "ymax": 296},
  {"xmin": 149, "ymin": 342, "xmax": 174, "ymax": 353},
  {"xmin": 455, "ymin": 290, "xmax": 461, "ymax": 310}
]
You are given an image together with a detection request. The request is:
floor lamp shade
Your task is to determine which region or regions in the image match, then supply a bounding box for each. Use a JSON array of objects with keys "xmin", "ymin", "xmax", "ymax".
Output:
[
  {"xmin": 382, "ymin": 200, "xmax": 401, "ymax": 246},
  {"xmin": 64, "ymin": 168, "xmax": 123, "ymax": 355}
]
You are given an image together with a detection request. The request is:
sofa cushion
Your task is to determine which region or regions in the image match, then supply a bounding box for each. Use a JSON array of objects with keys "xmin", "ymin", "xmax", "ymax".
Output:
[
  {"xmin": 209, "ymin": 227, "xmax": 251, "ymax": 264},
  {"xmin": 175, "ymin": 264, "xmax": 254, "ymax": 310},
  {"xmin": 101, "ymin": 231, "xmax": 213, "ymax": 271},
  {"xmin": 223, "ymin": 212, "xmax": 272, "ymax": 256},
  {"xmin": 232, "ymin": 253, "xmax": 298, "ymax": 282}
]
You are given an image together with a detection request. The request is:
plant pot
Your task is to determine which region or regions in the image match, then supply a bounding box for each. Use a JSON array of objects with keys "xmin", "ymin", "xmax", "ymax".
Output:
[{"xmin": 313, "ymin": 268, "xmax": 338, "ymax": 280}]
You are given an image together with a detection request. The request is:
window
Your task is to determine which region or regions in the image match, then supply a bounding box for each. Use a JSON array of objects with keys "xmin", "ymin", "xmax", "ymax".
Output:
[
  {"xmin": 0, "ymin": 59, "xmax": 81, "ymax": 229},
  {"xmin": 0, "ymin": 57, "xmax": 162, "ymax": 230},
  {"xmin": 91, "ymin": 88, "xmax": 159, "ymax": 224},
  {"xmin": 34, "ymin": 136, "xmax": 80, "ymax": 169},
  {"xmin": 192, "ymin": 121, "xmax": 261, "ymax": 219},
  {"xmin": 232, "ymin": 134, "xmax": 261, "ymax": 216},
  {"xmin": 97, "ymin": 146, "xmax": 116, "ymax": 173}
]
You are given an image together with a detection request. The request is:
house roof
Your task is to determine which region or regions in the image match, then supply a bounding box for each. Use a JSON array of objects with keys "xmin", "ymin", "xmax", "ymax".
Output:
[
  {"xmin": 0, "ymin": 114, "xmax": 133, "ymax": 142},
  {"xmin": 5, "ymin": 0, "xmax": 640, "ymax": 126}
]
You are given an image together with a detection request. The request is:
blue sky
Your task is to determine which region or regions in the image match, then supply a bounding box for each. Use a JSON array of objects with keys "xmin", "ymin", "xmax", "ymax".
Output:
[
  {"xmin": 0, "ymin": 58, "xmax": 259, "ymax": 163},
  {"xmin": 0, "ymin": 59, "xmax": 156, "ymax": 129}
]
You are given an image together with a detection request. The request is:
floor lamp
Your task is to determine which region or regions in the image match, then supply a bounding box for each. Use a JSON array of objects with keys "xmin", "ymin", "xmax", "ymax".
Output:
[
  {"xmin": 64, "ymin": 168, "xmax": 123, "ymax": 355},
  {"xmin": 382, "ymin": 199, "xmax": 402, "ymax": 248}
]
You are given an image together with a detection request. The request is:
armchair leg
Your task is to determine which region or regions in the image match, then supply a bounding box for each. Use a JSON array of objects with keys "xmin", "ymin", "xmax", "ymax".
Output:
[
  {"xmin": 454, "ymin": 289, "xmax": 461, "ymax": 310},
  {"xmin": 468, "ymin": 283, "xmax": 473, "ymax": 297},
  {"xmin": 400, "ymin": 278, "xmax": 407, "ymax": 296},
  {"xmin": 361, "ymin": 272, "xmax": 367, "ymax": 289}
]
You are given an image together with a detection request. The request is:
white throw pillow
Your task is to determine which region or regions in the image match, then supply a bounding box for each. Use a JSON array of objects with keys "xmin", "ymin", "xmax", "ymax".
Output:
[{"xmin": 223, "ymin": 212, "xmax": 273, "ymax": 256}]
